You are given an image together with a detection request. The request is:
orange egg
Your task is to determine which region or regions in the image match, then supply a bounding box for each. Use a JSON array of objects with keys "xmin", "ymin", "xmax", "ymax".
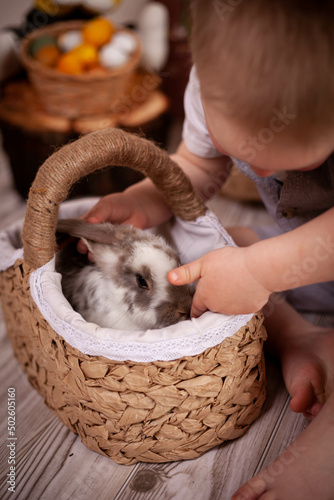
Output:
[
  {"xmin": 72, "ymin": 43, "xmax": 99, "ymax": 69},
  {"xmin": 82, "ymin": 18, "xmax": 114, "ymax": 48},
  {"xmin": 87, "ymin": 65, "xmax": 109, "ymax": 76},
  {"xmin": 34, "ymin": 45, "xmax": 60, "ymax": 67},
  {"xmin": 56, "ymin": 52, "xmax": 83, "ymax": 74}
]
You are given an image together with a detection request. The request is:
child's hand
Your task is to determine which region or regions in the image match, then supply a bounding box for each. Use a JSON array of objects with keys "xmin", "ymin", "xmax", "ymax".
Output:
[
  {"xmin": 77, "ymin": 181, "xmax": 173, "ymax": 254},
  {"xmin": 168, "ymin": 246, "xmax": 272, "ymax": 317},
  {"xmin": 76, "ymin": 192, "xmax": 143, "ymax": 254},
  {"xmin": 82, "ymin": 192, "xmax": 149, "ymax": 227}
]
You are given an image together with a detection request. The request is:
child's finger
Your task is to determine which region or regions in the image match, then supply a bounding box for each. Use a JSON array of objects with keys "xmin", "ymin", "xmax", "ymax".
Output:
[
  {"xmin": 168, "ymin": 259, "xmax": 202, "ymax": 285},
  {"xmin": 190, "ymin": 293, "xmax": 208, "ymax": 318},
  {"xmin": 80, "ymin": 194, "xmax": 132, "ymax": 224},
  {"xmin": 80, "ymin": 200, "xmax": 114, "ymax": 223},
  {"xmin": 77, "ymin": 238, "xmax": 88, "ymax": 254},
  {"xmin": 76, "ymin": 239, "xmax": 95, "ymax": 262},
  {"xmin": 87, "ymin": 250, "xmax": 95, "ymax": 263},
  {"xmin": 81, "ymin": 210, "xmax": 109, "ymax": 223},
  {"xmin": 86, "ymin": 216, "xmax": 103, "ymax": 224}
]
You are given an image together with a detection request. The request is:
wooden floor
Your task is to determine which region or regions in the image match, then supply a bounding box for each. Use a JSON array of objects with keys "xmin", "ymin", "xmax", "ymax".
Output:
[{"xmin": 1, "ymin": 126, "xmax": 333, "ymax": 500}]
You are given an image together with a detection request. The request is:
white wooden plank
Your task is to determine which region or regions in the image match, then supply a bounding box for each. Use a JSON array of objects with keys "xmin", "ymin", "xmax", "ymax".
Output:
[
  {"xmin": 0, "ymin": 136, "xmax": 26, "ymax": 229},
  {"xmin": 254, "ymin": 410, "xmax": 308, "ymax": 476}
]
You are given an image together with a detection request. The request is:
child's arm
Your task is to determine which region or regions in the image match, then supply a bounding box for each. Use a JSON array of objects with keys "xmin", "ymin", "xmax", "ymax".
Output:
[
  {"xmin": 169, "ymin": 207, "xmax": 334, "ymax": 316},
  {"xmin": 82, "ymin": 140, "xmax": 232, "ymax": 228}
]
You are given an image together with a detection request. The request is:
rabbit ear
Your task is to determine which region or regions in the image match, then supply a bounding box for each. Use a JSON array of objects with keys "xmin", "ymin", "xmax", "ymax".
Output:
[
  {"xmin": 82, "ymin": 238, "xmax": 119, "ymax": 270},
  {"xmin": 56, "ymin": 218, "xmax": 121, "ymax": 245},
  {"xmin": 57, "ymin": 219, "xmax": 119, "ymax": 245}
]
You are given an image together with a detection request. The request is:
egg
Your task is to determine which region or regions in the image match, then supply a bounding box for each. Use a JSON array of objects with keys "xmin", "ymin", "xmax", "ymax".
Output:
[
  {"xmin": 112, "ymin": 32, "xmax": 137, "ymax": 54},
  {"xmin": 56, "ymin": 52, "xmax": 84, "ymax": 74},
  {"xmin": 58, "ymin": 30, "xmax": 83, "ymax": 52},
  {"xmin": 82, "ymin": 17, "xmax": 114, "ymax": 48},
  {"xmin": 72, "ymin": 43, "xmax": 99, "ymax": 69},
  {"xmin": 99, "ymin": 43, "xmax": 129, "ymax": 68},
  {"xmin": 34, "ymin": 45, "xmax": 60, "ymax": 67},
  {"xmin": 29, "ymin": 35, "xmax": 58, "ymax": 57},
  {"xmin": 87, "ymin": 65, "xmax": 109, "ymax": 76}
]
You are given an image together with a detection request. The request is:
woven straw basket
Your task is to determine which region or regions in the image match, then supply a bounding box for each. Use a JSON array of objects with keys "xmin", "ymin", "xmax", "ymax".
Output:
[
  {"xmin": 0, "ymin": 128, "xmax": 267, "ymax": 465},
  {"xmin": 19, "ymin": 21, "xmax": 142, "ymax": 118}
]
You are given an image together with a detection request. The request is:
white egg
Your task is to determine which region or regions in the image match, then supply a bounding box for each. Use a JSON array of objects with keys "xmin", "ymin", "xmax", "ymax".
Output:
[
  {"xmin": 112, "ymin": 32, "xmax": 137, "ymax": 54},
  {"xmin": 99, "ymin": 44, "xmax": 130, "ymax": 68},
  {"xmin": 58, "ymin": 30, "xmax": 83, "ymax": 52}
]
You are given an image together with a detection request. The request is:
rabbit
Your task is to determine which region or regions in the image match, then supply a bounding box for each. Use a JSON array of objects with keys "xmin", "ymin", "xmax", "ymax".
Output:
[{"xmin": 55, "ymin": 218, "xmax": 193, "ymax": 331}]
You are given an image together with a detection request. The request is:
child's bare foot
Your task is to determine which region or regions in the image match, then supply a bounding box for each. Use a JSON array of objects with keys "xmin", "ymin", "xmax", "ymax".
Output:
[
  {"xmin": 226, "ymin": 226, "xmax": 334, "ymax": 499},
  {"xmin": 233, "ymin": 296, "xmax": 334, "ymax": 499},
  {"xmin": 231, "ymin": 392, "xmax": 334, "ymax": 500},
  {"xmin": 279, "ymin": 326, "xmax": 334, "ymax": 419},
  {"xmin": 232, "ymin": 294, "xmax": 334, "ymax": 500},
  {"xmin": 263, "ymin": 298, "xmax": 334, "ymax": 420}
]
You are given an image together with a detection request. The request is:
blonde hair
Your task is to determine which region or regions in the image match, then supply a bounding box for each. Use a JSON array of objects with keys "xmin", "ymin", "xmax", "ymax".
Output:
[{"xmin": 190, "ymin": 0, "xmax": 334, "ymax": 141}]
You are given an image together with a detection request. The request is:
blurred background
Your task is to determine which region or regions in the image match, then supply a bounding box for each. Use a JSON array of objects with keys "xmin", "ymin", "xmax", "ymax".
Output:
[
  {"xmin": 0, "ymin": 0, "xmax": 261, "ymax": 204},
  {"xmin": 0, "ymin": 0, "xmax": 195, "ymax": 199}
]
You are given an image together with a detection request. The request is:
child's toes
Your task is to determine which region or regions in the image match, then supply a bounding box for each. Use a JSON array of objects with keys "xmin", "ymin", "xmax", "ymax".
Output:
[
  {"xmin": 303, "ymin": 401, "xmax": 323, "ymax": 421},
  {"xmin": 289, "ymin": 379, "xmax": 315, "ymax": 414},
  {"xmin": 288, "ymin": 362, "xmax": 326, "ymax": 416},
  {"xmin": 232, "ymin": 475, "xmax": 267, "ymax": 499}
]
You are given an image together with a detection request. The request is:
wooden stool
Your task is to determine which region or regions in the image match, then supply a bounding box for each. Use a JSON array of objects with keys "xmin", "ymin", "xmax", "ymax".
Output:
[{"xmin": 0, "ymin": 72, "xmax": 169, "ymax": 199}]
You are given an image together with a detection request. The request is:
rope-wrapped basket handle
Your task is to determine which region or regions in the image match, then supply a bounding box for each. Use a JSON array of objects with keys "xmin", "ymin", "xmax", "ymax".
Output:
[{"xmin": 22, "ymin": 128, "xmax": 207, "ymax": 268}]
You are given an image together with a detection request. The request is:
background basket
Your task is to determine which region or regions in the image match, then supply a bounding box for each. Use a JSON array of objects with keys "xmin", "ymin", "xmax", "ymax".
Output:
[
  {"xmin": 19, "ymin": 21, "xmax": 142, "ymax": 118},
  {"xmin": 0, "ymin": 128, "xmax": 267, "ymax": 464}
]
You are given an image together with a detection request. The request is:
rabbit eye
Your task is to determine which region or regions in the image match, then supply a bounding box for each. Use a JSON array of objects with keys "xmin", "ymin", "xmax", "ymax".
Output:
[{"xmin": 136, "ymin": 273, "xmax": 149, "ymax": 290}]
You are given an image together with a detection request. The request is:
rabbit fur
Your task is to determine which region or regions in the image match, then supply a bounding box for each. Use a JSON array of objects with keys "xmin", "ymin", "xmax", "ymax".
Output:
[{"xmin": 55, "ymin": 219, "xmax": 193, "ymax": 331}]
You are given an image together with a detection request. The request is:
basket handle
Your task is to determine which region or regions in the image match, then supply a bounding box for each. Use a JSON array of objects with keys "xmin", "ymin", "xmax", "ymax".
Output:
[{"xmin": 22, "ymin": 128, "xmax": 207, "ymax": 268}]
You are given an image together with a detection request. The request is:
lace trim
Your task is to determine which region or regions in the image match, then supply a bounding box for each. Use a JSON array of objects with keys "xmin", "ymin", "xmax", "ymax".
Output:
[{"xmin": 30, "ymin": 266, "xmax": 253, "ymax": 362}]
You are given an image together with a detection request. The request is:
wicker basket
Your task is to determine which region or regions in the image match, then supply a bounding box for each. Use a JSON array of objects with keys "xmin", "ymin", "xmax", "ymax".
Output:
[
  {"xmin": 19, "ymin": 21, "xmax": 142, "ymax": 118},
  {"xmin": 0, "ymin": 128, "xmax": 267, "ymax": 464}
]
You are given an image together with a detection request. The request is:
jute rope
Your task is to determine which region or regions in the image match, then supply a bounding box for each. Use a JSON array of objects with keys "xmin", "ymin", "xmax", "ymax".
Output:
[
  {"xmin": 22, "ymin": 128, "xmax": 207, "ymax": 269},
  {"xmin": 0, "ymin": 260, "xmax": 267, "ymax": 465}
]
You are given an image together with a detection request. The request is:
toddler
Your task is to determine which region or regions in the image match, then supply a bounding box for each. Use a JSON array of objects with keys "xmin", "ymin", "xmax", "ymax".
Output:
[{"xmin": 80, "ymin": 1, "xmax": 334, "ymax": 498}]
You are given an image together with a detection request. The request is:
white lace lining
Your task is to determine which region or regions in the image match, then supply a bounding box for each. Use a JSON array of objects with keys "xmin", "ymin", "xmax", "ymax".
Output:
[{"xmin": 1, "ymin": 198, "xmax": 255, "ymax": 362}]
